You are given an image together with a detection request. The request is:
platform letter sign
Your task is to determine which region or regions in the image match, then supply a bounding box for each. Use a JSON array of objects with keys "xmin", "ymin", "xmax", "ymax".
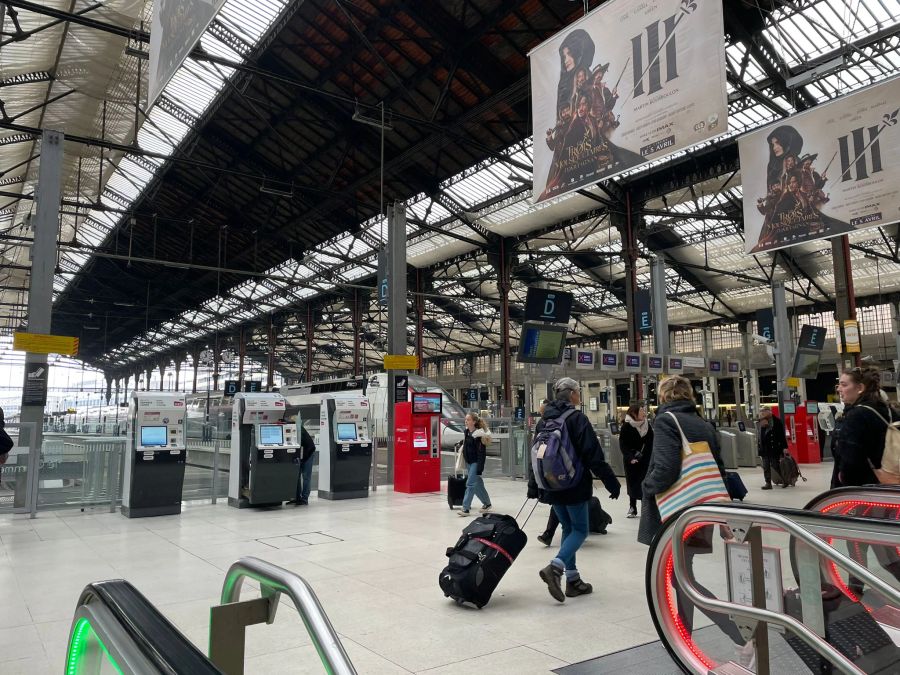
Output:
[
  {"xmin": 524, "ymin": 287, "xmax": 573, "ymax": 324},
  {"xmin": 740, "ymin": 76, "xmax": 900, "ymax": 254},
  {"xmin": 529, "ymin": 0, "xmax": 727, "ymax": 202},
  {"xmin": 636, "ymin": 289, "xmax": 652, "ymax": 335},
  {"xmin": 243, "ymin": 381, "xmax": 262, "ymax": 393},
  {"xmin": 223, "ymin": 380, "xmax": 239, "ymax": 397},
  {"xmin": 756, "ymin": 308, "xmax": 775, "ymax": 343}
]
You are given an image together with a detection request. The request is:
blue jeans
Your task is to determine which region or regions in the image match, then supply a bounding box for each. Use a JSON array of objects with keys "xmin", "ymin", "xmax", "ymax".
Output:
[
  {"xmin": 295, "ymin": 455, "xmax": 314, "ymax": 502},
  {"xmin": 462, "ymin": 462, "xmax": 490, "ymax": 511},
  {"xmin": 551, "ymin": 501, "xmax": 590, "ymax": 580}
]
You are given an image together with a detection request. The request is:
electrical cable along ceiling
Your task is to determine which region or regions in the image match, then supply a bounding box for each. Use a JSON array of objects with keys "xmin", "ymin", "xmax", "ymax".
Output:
[{"xmin": 0, "ymin": 0, "xmax": 898, "ymax": 379}]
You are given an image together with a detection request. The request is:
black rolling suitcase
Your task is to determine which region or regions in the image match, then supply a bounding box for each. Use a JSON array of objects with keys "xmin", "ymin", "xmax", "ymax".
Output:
[
  {"xmin": 447, "ymin": 474, "xmax": 466, "ymax": 509},
  {"xmin": 725, "ymin": 471, "xmax": 748, "ymax": 501},
  {"xmin": 779, "ymin": 453, "xmax": 806, "ymax": 487},
  {"xmin": 784, "ymin": 584, "xmax": 900, "ymax": 673},
  {"xmin": 588, "ymin": 496, "xmax": 612, "ymax": 534},
  {"xmin": 439, "ymin": 501, "xmax": 537, "ymax": 608}
]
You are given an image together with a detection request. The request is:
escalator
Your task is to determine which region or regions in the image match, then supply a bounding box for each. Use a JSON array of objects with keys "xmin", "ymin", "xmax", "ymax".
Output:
[
  {"xmin": 645, "ymin": 486, "xmax": 900, "ymax": 674},
  {"xmin": 67, "ymin": 557, "xmax": 356, "ymax": 675}
]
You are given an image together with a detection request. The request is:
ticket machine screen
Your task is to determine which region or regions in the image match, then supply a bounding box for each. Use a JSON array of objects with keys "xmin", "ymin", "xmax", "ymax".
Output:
[
  {"xmin": 259, "ymin": 424, "xmax": 284, "ymax": 446},
  {"xmin": 337, "ymin": 423, "xmax": 357, "ymax": 441},
  {"xmin": 140, "ymin": 426, "xmax": 168, "ymax": 447}
]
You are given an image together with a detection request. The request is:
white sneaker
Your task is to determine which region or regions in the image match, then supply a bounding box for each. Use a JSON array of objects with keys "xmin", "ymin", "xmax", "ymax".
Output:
[
  {"xmin": 458, "ymin": 510, "xmax": 471, "ymax": 517},
  {"xmin": 479, "ymin": 504, "xmax": 492, "ymax": 513},
  {"xmin": 626, "ymin": 507, "xmax": 638, "ymax": 519}
]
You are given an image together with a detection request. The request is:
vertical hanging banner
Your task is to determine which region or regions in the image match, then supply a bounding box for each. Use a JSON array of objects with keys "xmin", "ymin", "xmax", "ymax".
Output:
[
  {"xmin": 149, "ymin": 0, "xmax": 227, "ymax": 107},
  {"xmin": 530, "ymin": 0, "xmax": 727, "ymax": 203},
  {"xmin": 741, "ymin": 77, "xmax": 900, "ymax": 254}
]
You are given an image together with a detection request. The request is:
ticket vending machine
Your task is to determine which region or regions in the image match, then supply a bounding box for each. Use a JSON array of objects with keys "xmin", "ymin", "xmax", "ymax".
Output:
[
  {"xmin": 122, "ymin": 392, "xmax": 187, "ymax": 518},
  {"xmin": 318, "ymin": 394, "xmax": 373, "ymax": 500},
  {"xmin": 394, "ymin": 391, "xmax": 442, "ymax": 493},
  {"xmin": 794, "ymin": 402, "xmax": 821, "ymax": 463},
  {"xmin": 228, "ymin": 393, "xmax": 300, "ymax": 508}
]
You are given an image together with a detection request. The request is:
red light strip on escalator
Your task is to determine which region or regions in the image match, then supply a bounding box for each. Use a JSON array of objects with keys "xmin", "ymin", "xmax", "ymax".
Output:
[{"xmin": 662, "ymin": 523, "xmax": 715, "ymax": 671}]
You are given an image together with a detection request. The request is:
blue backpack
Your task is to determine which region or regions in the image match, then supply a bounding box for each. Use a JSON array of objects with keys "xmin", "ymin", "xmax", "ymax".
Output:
[{"xmin": 531, "ymin": 408, "xmax": 583, "ymax": 491}]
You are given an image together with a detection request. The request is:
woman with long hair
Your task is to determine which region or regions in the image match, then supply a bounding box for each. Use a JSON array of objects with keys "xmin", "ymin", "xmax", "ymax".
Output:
[
  {"xmin": 459, "ymin": 412, "xmax": 492, "ymax": 517},
  {"xmin": 832, "ymin": 367, "xmax": 893, "ymax": 488},
  {"xmin": 619, "ymin": 403, "xmax": 652, "ymax": 519}
]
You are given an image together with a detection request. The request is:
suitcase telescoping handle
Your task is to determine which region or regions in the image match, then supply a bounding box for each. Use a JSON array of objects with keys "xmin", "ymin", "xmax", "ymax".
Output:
[{"xmin": 514, "ymin": 498, "xmax": 539, "ymax": 528}]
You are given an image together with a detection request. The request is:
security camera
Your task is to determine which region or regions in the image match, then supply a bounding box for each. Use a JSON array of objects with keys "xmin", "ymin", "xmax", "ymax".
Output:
[{"xmin": 751, "ymin": 334, "xmax": 774, "ymax": 345}]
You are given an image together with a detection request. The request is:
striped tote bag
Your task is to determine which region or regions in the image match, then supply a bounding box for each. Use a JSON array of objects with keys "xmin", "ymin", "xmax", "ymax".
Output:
[{"xmin": 655, "ymin": 412, "xmax": 730, "ymax": 523}]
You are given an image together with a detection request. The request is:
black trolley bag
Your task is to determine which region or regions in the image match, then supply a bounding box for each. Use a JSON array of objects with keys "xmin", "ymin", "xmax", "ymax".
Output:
[
  {"xmin": 447, "ymin": 474, "xmax": 466, "ymax": 509},
  {"xmin": 439, "ymin": 500, "xmax": 537, "ymax": 608},
  {"xmin": 784, "ymin": 583, "xmax": 900, "ymax": 674}
]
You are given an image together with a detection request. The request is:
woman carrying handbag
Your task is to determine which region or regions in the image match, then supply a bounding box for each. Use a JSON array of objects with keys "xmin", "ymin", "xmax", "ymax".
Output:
[{"xmin": 637, "ymin": 377, "xmax": 753, "ymax": 665}]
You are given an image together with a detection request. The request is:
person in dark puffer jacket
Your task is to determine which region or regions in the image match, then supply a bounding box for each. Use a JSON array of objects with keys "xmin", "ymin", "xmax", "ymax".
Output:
[
  {"xmin": 528, "ymin": 378, "xmax": 620, "ymax": 603},
  {"xmin": 459, "ymin": 413, "xmax": 492, "ymax": 516}
]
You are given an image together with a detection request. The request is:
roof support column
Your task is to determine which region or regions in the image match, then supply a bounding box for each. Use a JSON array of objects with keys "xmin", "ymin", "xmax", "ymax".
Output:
[
  {"xmin": 157, "ymin": 359, "xmax": 166, "ymax": 392},
  {"xmin": 17, "ymin": 129, "xmax": 62, "ymax": 515},
  {"xmin": 650, "ymin": 256, "xmax": 669, "ymax": 357},
  {"xmin": 351, "ymin": 290, "xmax": 363, "ymax": 377},
  {"xmin": 497, "ymin": 237, "xmax": 513, "ymax": 408},
  {"xmin": 191, "ymin": 345, "xmax": 201, "ymax": 394},
  {"xmin": 613, "ymin": 191, "xmax": 643, "ymax": 402},
  {"xmin": 305, "ymin": 305, "xmax": 314, "ymax": 382},
  {"xmin": 832, "ymin": 236, "xmax": 860, "ymax": 371},
  {"xmin": 386, "ymin": 202, "xmax": 409, "ymax": 486},
  {"xmin": 237, "ymin": 326, "xmax": 245, "ymax": 387},
  {"xmin": 267, "ymin": 315, "xmax": 276, "ymax": 391},
  {"xmin": 415, "ymin": 269, "xmax": 425, "ymax": 376},
  {"xmin": 773, "ymin": 280, "xmax": 793, "ymax": 418},
  {"xmin": 212, "ymin": 338, "xmax": 221, "ymax": 392}
]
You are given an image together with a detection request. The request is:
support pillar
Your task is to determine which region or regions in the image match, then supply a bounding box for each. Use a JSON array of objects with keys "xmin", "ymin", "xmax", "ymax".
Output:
[
  {"xmin": 496, "ymin": 238, "xmax": 513, "ymax": 408},
  {"xmin": 191, "ymin": 347, "xmax": 200, "ymax": 393},
  {"xmin": 305, "ymin": 305, "xmax": 314, "ymax": 382},
  {"xmin": 773, "ymin": 281, "xmax": 792, "ymax": 417},
  {"xmin": 105, "ymin": 375, "xmax": 112, "ymax": 405},
  {"xmin": 237, "ymin": 326, "xmax": 246, "ymax": 387},
  {"xmin": 832, "ymin": 236, "xmax": 860, "ymax": 371},
  {"xmin": 157, "ymin": 360, "xmax": 166, "ymax": 392},
  {"xmin": 614, "ymin": 192, "xmax": 642, "ymax": 401},
  {"xmin": 174, "ymin": 357, "xmax": 182, "ymax": 393},
  {"xmin": 145, "ymin": 366, "xmax": 153, "ymax": 392},
  {"xmin": 415, "ymin": 269, "xmax": 425, "ymax": 376},
  {"xmin": 650, "ymin": 256, "xmax": 669, "ymax": 356},
  {"xmin": 386, "ymin": 202, "xmax": 408, "ymax": 485},
  {"xmin": 17, "ymin": 129, "xmax": 63, "ymax": 514},
  {"xmin": 351, "ymin": 289, "xmax": 363, "ymax": 377},
  {"xmin": 267, "ymin": 315, "xmax": 276, "ymax": 391}
]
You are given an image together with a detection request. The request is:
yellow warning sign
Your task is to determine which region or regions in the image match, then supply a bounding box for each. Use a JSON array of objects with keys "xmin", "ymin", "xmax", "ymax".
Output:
[
  {"xmin": 13, "ymin": 332, "xmax": 79, "ymax": 356},
  {"xmin": 383, "ymin": 355, "xmax": 419, "ymax": 370},
  {"xmin": 786, "ymin": 377, "xmax": 801, "ymax": 388}
]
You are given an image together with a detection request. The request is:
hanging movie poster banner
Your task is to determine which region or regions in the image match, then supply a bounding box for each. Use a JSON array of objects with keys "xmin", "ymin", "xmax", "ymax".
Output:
[
  {"xmin": 741, "ymin": 76, "xmax": 900, "ymax": 254},
  {"xmin": 529, "ymin": 0, "xmax": 727, "ymax": 203}
]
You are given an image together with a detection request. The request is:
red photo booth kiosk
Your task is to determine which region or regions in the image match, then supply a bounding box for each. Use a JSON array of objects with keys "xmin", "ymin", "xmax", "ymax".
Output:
[{"xmin": 394, "ymin": 391, "xmax": 442, "ymax": 493}]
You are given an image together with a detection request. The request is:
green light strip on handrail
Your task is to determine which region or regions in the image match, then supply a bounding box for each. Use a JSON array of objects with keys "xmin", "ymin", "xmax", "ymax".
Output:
[{"xmin": 66, "ymin": 617, "xmax": 124, "ymax": 675}]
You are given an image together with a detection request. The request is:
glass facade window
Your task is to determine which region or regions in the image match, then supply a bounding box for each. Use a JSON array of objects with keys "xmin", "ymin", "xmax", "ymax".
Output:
[
  {"xmin": 672, "ymin": 329, "xmax": 703, "ymax": 353},
  {"xmin": 711, "ymin": 325, "xmax": 742, "ymax": 350},
  {"xmin": 857, "ymin": 303, "xmax": 892, "ymax": 336}
]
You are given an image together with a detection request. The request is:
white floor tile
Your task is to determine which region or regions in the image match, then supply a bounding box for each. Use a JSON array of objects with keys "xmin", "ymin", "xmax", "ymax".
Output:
[{"xmin": 0, "ymin": 464, "xmax": 837, "ymax": 674}]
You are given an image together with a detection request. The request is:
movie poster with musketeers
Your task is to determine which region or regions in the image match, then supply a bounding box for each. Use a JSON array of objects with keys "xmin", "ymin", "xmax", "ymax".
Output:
[
  {"xmin": 740, "ymin": 77, "xmax": 900, "ymax": 254},
  {"xmin": 530, "ymin": 0, "xmax": 727, "ymax": 203}
]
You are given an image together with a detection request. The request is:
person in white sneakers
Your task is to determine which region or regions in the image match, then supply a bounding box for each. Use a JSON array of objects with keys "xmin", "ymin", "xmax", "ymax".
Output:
[{"xmin": 459, "ymin": 413, "xmax": 492, "ymax": 516}]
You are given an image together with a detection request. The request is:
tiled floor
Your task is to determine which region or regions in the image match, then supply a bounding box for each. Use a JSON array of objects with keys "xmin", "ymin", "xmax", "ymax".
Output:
[{"xmin": 0, "ymin": 464, "xmax": 834, "ymax": 674}]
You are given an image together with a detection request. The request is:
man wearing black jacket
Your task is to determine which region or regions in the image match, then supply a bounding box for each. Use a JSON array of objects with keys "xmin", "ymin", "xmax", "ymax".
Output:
[
  {"xmin": 757, "ymin": 408, "xmax": 788, "ymax": 489},
  {"xmin": 290, "ymin": 422, "xmax": 317, "ymax": 506},
  {"xmin": 528, "ymin": 378, "xmax": 621, "ymax": 602}
]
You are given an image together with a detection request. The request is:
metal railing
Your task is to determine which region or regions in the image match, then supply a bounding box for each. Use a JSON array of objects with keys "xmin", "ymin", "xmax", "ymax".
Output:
[
  {"xmin": 213, "ymin": 556, "xmax": 356, "ymax": 675},
  {"xmin": 648, "ymin": 501, "xmax": 900, "ymax": 675}
]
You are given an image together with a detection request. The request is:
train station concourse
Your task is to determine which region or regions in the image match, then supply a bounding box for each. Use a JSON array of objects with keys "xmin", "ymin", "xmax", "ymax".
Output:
[{"xmin": 1, "ymin": 0, "xmax": 900, "ymax": 673}]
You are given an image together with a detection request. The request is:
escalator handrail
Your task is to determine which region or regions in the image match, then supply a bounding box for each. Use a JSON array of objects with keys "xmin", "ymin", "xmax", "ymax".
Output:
[
  {"xmin": 220, "ymin": 556, "xmax": 356, "ymax": 675},
  {"xmin": 803, "ymin": 484, "xmax": 900, "ymax": 511},
  {"xmin": 668, "ymin": 504, "xmax": 900, "ymax": 675},
  {"xmin": 77, "ymin": 580, "xmax": 222, "ymax": 675}
]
